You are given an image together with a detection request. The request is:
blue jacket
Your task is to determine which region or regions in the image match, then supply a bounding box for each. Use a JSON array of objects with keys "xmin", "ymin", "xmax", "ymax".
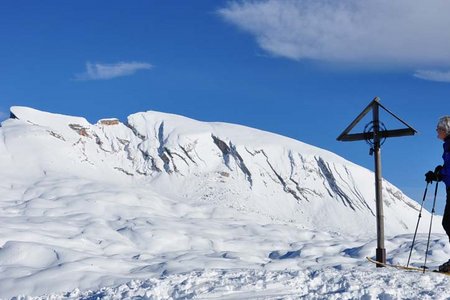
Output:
[{"xmin": 441, "ymin": 136, "xmax": 450, "ymax": 188}]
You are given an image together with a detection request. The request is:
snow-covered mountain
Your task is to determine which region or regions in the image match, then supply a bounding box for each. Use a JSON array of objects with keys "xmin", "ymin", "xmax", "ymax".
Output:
[
  {"xmin": 0, "ymin": 106, "xmax": 446, "ymax": 298},
  {"xmin": 2, "ymin": 106, "xmax": 432, "ymax": 235}
]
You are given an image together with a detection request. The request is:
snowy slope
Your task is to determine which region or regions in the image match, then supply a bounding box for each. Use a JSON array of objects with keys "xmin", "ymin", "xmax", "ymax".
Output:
[{"xmin": 0, "ymin": 106, "xmax": 447, "ymax": 299}]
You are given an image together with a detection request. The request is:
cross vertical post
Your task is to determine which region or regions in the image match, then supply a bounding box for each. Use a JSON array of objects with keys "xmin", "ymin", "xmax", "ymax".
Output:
[{"xmin": 372, "ymin": 103, "xmax": 386, "ymax": 265}]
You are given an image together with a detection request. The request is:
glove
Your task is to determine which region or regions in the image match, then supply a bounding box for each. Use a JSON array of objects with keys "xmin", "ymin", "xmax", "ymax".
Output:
[
  {"xmin": 435, "ymin": 165, "xmax": 443, "ymax": 182},
  {"xmin": 425, "ymin": 170, "xmax": 436, "ymax": 183}
]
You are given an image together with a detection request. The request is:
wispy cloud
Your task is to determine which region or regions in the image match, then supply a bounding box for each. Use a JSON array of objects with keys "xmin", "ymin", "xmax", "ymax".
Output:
[
  {"xmin": 75, "ymin": 61, "xmax": 152, "ymax": 80},
  {"xmin": 413, "ymin": 70, "xmax": 450, "ymax": 83},
  {"xmin": 218, "ymin": 0, "xmax": 450, "ymax": 74}
]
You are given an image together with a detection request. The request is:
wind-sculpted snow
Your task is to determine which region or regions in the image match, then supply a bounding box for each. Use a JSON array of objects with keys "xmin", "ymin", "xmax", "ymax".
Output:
[{"xmin": 0, "ymin": 106, "xmax": 447, "ymax": 298}]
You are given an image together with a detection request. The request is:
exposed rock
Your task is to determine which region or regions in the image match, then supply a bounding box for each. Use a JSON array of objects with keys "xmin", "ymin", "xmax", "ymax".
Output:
[
  {"xmin": 212, "ymin": 135, "xmax": 252, "ymax": 186},
  {"xmin": 69, "ymin": 124, "xmax": 90, "ymax": 137},
  {"xmin": 47, "ymin": 130, "xmax": 66, "ymax": 141},
  {"xmin": 113, "ymin": 167, "xmax": 134, "ymax": 176},
  {"xmin": 99, "ymin": 119, "xmax": 120, "ymax": 126}
]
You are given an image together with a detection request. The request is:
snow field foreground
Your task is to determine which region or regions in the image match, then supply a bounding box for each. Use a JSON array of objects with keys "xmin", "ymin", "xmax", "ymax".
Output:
[
  {"xmin": 2, "ymin": 175, "xmax": 450, "ymax": 299},
  {"xmin": 27, "ymin": 267, "xmax": 450, "ymax": 299}
]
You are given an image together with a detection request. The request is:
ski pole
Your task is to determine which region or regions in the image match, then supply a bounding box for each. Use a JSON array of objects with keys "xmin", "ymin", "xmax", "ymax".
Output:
[
  {"xmin": 406, "ymin": 181, "xmax": 429, "ymax": 267},
  {"xmin": 423, "ymin": 181, "xmax": 439, "ymax": 273}
]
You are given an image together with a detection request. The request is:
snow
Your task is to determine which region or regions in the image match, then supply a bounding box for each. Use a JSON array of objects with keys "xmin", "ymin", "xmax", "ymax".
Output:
[
  {"xmin": 33, "ymin": 267, "xmax": 450, "ymax": 299},
  {"xmin": 1, "ymin": 107, "xmax": 450, "ymax": 299}
]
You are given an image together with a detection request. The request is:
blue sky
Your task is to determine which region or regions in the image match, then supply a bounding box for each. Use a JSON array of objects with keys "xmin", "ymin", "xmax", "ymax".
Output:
[{"xmin": 1, "ymin": 0, "xmax": 450, "ymax": 214}]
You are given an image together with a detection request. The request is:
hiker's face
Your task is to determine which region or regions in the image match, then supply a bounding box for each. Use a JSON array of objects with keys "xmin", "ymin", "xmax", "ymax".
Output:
[{"xmin": 437, "ymin": 127, "xmax": 447, "ymax": 140}]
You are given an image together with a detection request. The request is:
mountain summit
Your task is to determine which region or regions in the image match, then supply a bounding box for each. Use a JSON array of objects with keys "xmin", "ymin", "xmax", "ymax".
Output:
[{"xmin": 2, "ymin": 106, "xmax": 433, "ymax": 236}]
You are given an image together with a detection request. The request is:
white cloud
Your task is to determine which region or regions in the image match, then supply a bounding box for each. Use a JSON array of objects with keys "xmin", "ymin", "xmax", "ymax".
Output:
[
  {"xmin": 75, "ymin": 61, "xmax": 152, "ymax": 80},
  {"xmin": 218, "ymin": 0, "xmax": 450, "ymax": 69},
  {"xmin": 413, "ymin": 70, "xmax": 450, "ymax": 83}
]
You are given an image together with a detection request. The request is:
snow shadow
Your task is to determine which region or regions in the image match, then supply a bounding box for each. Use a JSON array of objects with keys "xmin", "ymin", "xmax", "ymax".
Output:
[{"xmin": 268, "ymin": 250, "xmax": 301, "ymax": 260}]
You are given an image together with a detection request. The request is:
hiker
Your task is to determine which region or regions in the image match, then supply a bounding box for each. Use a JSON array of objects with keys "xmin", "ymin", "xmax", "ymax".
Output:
[{"xmin": 425, "ymin": 116, "xmax": 450, "ymax": 272}]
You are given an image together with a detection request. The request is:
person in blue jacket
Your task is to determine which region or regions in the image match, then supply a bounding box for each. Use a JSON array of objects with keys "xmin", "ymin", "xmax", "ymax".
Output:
[{"xmin": 425, "ymin": 116, "xmax": 450, "ymax": 272}]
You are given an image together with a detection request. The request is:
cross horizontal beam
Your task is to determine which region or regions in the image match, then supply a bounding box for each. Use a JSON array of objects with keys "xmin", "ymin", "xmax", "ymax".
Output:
[
  {"xmin": 336, "ymin": 97, "xmax": 417, "ymax": 142},
  {"xmin": 338, "ymin": 128, "xmax": 416, "ymax": 142}
]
